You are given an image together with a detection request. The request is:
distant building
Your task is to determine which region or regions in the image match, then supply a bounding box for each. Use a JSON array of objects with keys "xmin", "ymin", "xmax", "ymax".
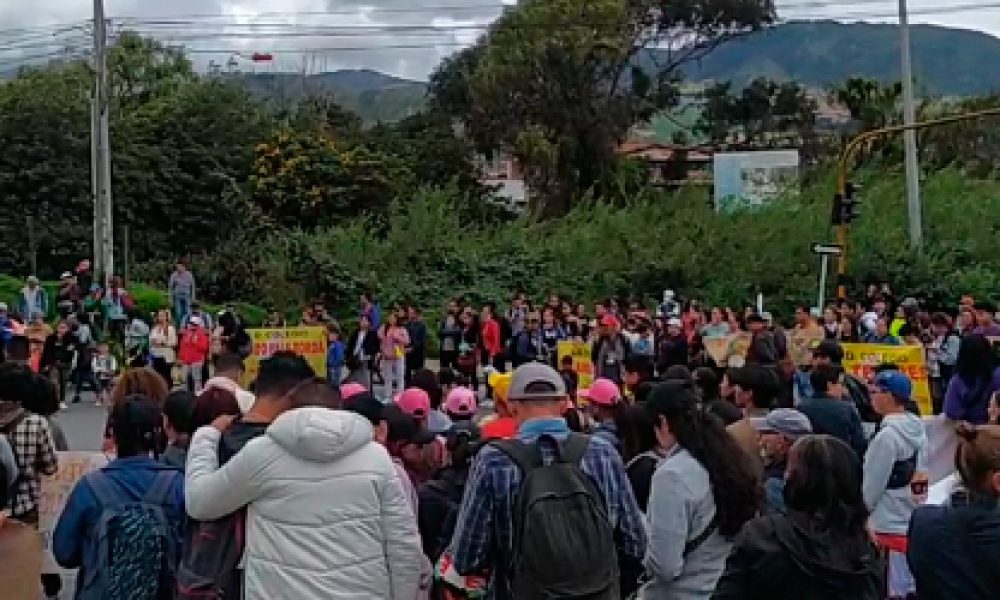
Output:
[
  {"xmin": 478, "ymin": 152, "xmax": 529, "ymax": 214},
  {"xmin": 616, "ymin": 140, "xmax": 713, "ymax": 187}
]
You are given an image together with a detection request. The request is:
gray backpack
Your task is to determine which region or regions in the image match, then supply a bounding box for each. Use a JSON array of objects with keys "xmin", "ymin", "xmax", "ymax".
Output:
[
  {"xmin": 79, "ymin": 470, "xmax": 180, "ymax": 600},
  {"xmin": 491, "ymin": 433, "xmax": 619, "ymax": 600}
]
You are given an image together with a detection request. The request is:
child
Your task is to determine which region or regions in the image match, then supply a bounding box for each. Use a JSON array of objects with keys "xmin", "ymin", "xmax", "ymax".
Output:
[
  {"xmin": 559, "ymin": 355, "xmax": 579, "ymax": 401},
  {"xmin": 91, "ymin": 341, "xmax": 118, "ymax": 406},
  {"xmin": 326, "ymin": 325, "xmax": 345, "ymax": 388}
]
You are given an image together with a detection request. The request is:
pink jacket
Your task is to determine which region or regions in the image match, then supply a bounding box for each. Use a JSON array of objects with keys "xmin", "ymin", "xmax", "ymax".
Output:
[{"xmin": 378, "ymin": 326, "xmax": 410, "ymax": 361}]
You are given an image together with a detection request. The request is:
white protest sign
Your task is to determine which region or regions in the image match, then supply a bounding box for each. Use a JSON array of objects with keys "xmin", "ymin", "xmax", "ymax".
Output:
[{"xmin": 39, "ymin": 451, "xmax": 108, "ymax": 577}]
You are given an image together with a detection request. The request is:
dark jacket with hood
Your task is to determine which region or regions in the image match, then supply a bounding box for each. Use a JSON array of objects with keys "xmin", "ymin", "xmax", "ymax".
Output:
[
  {"xmin": 712, "ymin": 512, "xmax": 883, "ymax": 600},
  {"xmin": 907, "ymin": 490, "xmax": 1000, "ymax": 600}
]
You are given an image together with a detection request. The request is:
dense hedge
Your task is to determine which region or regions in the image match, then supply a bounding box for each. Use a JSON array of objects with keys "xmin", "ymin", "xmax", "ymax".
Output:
[{"xmin": 130, "ymin": 166, "xmax": 1000, "ymax": 325}]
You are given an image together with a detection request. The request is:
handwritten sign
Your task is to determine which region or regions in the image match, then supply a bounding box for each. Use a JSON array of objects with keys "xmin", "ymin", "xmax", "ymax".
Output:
[
  {"xmin": 39, "ymin": 452, "xmax": 108, "ymax": 576},
  {"xmin": 242, "ymin": 327, "xmax": 328, "ymax": 386},
  {"xmin": 842, "ymin": 343, "xmax": 932, "ymax": 415},
  {"xmin": 557, "ymin": 340, "xmax": 594, "ymax": 390},
  {"xmin": 703, "ymin": 333, "xmax": 754, "ymax": 367}
]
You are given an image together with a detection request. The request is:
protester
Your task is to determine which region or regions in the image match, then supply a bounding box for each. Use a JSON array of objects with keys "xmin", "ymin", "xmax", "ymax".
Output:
[
  {"xmin": 178, "ymin": 316, "xmax": 211, "ymax": 394},
  {"xmin": 103, "ymin": 276, "xmax": 133, "ymax": 341},
  {"xmin": 444, "ymin": 386, "xmax": 477, "ymax": 424},
  {"xmin": 456, "ymin": 309, "xmax": 481, "ymax": 390},
  {"xmin": 723, "ymin": 365, "xmax": 779, "ymax": 479},
  {"xmin": 943, "ymin": 334, "xmax": 1000, "ymax": 424},
  {"xmin": 38, "ymin": 320, "xmax": 78, "ymax": 408},
  {"xmin": 972, "ymin": 301, "xmax": 1000, "ymax": 336},
  {"xmin": 346, "ymin": 314, "xmax": 378, "ymax": 387},
  {"xmin": 512, "ymin": 311, "xmax": 543, "ymax": 368},
  {"xmin": 864, "ymin": 370, "xmax": 928, "ymax": 599},
  {"xmin": 592, "ymin": 314, "xmax": 629, "ymax": 383},
  {"xmin": 186, "ymin": 359, "xmax": 425, "ymax": 600},
  {"xmin": 789, "ymin": 305, "xmax": 825, "ymax": 367},
  {"xmin": 657, "ymin": 317, "xmax": 689, "ymax": 372},
  {"xmin": 580, "ymin": 377, "xmax": 623, "ymax": 450},
  {"xmin": 616, "ymin": 403, "xmax": 660, "ymax": 512},
  {"xmin": 53, "ymin": 396, "xmax": 184, "ymax": 599},
  {"xmin": 168, "ymin": 261, "xmax": 197, "ymax": 326},
  {"xmin": 91, "ymin": 341, "xmax": 118, "ymax": 406},
  {"xmin": 865, "ymin": 316, "xmax": 902, "ymax": 346},
  {"xmin": 745, "ymin": 314, "xmax": 780, "ymax": 366},
  {"xmin": 755, "ymin": 408, "xmax": 813, "ymax": 513},
  {"xmin": 907, "ymin": 422, "xmax": 1000, "ymax": 599},
  {"xmin": 16, "ymin": 276, "xmax": 48, "ymax": 322},
  {"xmin": 701, "ymin": 308, "xmax": 731, "ymax": 339},
  {"xmin": 713, "ymin": 435, "xmax": 883, "ymax": 599},
  {"xmin": 640, "ymin": 381, "xmax": 760, "ymax": 599},
  {"xmin": 378, "ymin": 312, "xmax": 411, "ymax": 402},
  {"xmin": 798, "ymin": 364, "xmax": 868, "ymax": 458},
  {"xmin": 480, "ymin": 302, "xmax": 504, "ymax": 378},
  {"xmin": 410, "ymin": 368, "xmax": 451, "ymax": 433},
  {"xmin": 0, "ymin": 364, "xmax": 59, "ymax": 525},
  {"xmin": 450, "ymin": 362, "xmax": 647, "ymax": 599},
  {"xmin": 149, "ymin": 309, "xmax": 178, "ymax": 387},
  {"xmin": 418, "ymin": 420, "xmax": 480, "ymax": 563},
  {"xmin": 18, "ymin": 373, "xmax": 68, "ymax": 452},
  {"xmin": 929, "ymin": 312, "xmax": 960, "ymax": 413},
  {"xmin": 405, "ymin": 306, "xmax": 428, "ymax": 385},
  {"xmin": 162, "ymin": 390, "xmax": 195, "ymax": 469},
  {"xmin": 360, "ymin": 291, "xmax": 382, "ymax": 330},
  {"xmin": 203, "ymin": 352, "xmax": 255, "ymax": 414},
  {"xmin": 478, "ymin": 371, "xmax": 517, "ymax": 440}
]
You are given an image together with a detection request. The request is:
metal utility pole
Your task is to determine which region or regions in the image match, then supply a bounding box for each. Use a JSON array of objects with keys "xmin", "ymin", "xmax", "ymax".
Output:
[
  {"xmin": 92, "ymin": 0, "xmax": 114, "ymax": 288},
  {"xmin": 899, "ymin": 0, "xmax": 922, "ymax": 251}
]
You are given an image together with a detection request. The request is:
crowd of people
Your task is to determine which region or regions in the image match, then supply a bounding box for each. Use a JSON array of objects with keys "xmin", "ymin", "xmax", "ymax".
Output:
[{"xmin": 0, "ymin": 283, "xmax": 999, "ymax": 599}]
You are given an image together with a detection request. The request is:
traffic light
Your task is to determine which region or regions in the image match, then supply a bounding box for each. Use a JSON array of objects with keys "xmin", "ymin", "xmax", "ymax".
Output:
[{"xmin": 842, "ymin": 182, "xmax": 861, "ymax": 223}]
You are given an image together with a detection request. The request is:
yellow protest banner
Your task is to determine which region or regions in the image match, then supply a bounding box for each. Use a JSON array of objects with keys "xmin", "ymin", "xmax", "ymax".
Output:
[
  {"xmin": 557, "ymin": 340, "xmax": 594, "ymax": 390},
  {"xmin": 243, "ymin": 327, "xmax": 328, "ymax": 386},
  {"xmin": 841, "ymin": 343, "xmax": 931, "ymax": 415}
]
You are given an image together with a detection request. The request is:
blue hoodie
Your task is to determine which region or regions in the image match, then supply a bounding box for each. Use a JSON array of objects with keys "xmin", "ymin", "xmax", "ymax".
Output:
[{"xmin": 52, "ymin": 456, "xmax": 185, "ymax": 571}]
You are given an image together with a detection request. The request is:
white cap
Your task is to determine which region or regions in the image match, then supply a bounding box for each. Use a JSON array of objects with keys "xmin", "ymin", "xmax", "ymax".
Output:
[{"xmin": 189, "ymin": 316, "xmax": 204, "ymax": 327}]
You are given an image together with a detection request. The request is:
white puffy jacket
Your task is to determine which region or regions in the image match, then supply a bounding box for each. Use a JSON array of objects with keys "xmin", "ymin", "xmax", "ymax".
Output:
[{"xmin": 185, "ymin": 407, "xmax": 425, "ymax": 600}]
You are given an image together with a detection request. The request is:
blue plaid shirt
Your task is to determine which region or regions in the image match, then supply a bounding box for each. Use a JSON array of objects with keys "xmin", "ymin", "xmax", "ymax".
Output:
[{"xmin": 449, "ymin": 418, "xmax": 647, "ymax": 599}]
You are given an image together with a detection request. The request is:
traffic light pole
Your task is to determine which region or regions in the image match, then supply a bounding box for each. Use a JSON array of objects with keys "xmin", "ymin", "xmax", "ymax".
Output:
[{"xmin": 834, "ymin": 106, "xmax": 1000, "ymax": 299}]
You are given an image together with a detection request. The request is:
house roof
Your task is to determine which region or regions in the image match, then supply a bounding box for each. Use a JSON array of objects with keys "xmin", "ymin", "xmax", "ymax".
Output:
[{"xmin": 616, "ymin": 140, "xmax": 712, "ymax": 163}]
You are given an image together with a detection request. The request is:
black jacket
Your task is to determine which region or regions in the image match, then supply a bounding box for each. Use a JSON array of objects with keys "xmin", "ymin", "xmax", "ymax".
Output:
[
  {"xmin": 797, "ymin": 395, "xmax": 868, "ymax": 459},
  {"xmin": 713, "ymin": 512, "xmax": 883, "ymax": 600},
  {"xmin": 907, "ymin": 491, "xmax": 1000, "ymax": 600},
  {"xmin": 417, "ymin": 466, "xmax": 468, "ymax": 562},
  {"xmin": 345, "ymin": 329, "xmax": 379, "ymax": 370}
]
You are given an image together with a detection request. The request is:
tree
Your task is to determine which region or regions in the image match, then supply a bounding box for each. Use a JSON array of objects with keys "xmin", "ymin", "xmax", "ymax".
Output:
[
  {"xmin": 430, "ymin": 0, "xmax": 775, "ymax": 218},
  {"xmin": 695, "ymin": 77, "xmax": 817, "ymax": 148},
  {"xmin": 830, "ymin": 77, "xmax": 902, "ymax": 131}
]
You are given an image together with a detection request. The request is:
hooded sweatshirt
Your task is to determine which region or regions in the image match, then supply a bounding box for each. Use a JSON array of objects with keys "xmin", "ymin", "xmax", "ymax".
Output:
[
  {"xmin": 862, "ymin": 412, "xmax": 928, "ymax": 535},
  {"xmin": 185, "ymin": 408, "xmax": 425, "ymax": 600},
  {"xmin": 712, "ymin": 511, "xmax": 882, "ymax": 600}
]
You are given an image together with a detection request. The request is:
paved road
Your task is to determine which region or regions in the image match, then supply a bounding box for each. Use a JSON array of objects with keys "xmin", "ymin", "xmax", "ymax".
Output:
[{"xmin": 52, "ymin": 393, "xmax": 108, "ymax": 452}]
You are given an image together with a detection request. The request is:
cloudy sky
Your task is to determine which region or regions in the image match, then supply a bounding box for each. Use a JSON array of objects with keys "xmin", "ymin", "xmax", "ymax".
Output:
[{"xmin": 1, "ymin": 0, "xmax": 998, "ymax": 80}]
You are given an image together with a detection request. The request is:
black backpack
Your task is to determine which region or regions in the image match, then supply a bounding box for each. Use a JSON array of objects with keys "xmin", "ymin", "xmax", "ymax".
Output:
[{"xmin": 491, "ymin": 433, "xmax": 619, "ymax": 600}]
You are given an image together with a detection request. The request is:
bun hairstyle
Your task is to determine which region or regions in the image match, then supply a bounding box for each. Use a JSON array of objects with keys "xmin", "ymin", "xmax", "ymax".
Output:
[
  {"xmin": 111, "ymin": 394, "xmax": 165, "ymax": 458},
  {"xmin": 954, "ymin": 422, "xmax": 1000, "ymax": 496}
]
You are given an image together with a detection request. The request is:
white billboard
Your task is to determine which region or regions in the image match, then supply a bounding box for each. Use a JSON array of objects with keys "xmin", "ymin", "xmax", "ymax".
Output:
[{"xmin": 713, "ymin": 150, "xmax": 800, "ymax": 212}]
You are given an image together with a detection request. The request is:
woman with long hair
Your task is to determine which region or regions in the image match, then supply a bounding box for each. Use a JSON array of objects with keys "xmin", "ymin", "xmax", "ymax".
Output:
[
  {"xmin": 713, "ymin": 435, "xmax": 883, "ymax": 599},
  {"xmin": 149, "ymin": 309, "xmax": 178, "ymax": 387},
  {"xmin": 908, "ymin": 423, "xmax": 1000, "ymax": 599},
  {"xmin": 944, "ymin": 334, "xmax": 1000, "ymax": 424},
  {"xmin": 639, "ymin": 381, "xmax": 760, "ymax": 599},
  {"xmin": 377, "ymin": 312, "xmax": 410, "ymax": 402},
  {"xmin": 616, "ymin": 403, "xmax": 660, "ymax": 512}
]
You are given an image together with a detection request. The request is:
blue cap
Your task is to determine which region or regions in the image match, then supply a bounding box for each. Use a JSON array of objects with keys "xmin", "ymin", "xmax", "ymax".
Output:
[{"xmin": 873, "ymin": 370, "xmax": 912, "ymax": 401}]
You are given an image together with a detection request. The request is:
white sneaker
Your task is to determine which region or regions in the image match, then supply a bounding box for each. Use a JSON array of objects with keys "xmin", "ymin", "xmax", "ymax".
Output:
[{"xmin": 59, "ymin": 402, "xmax": 68, "ymax": 410}]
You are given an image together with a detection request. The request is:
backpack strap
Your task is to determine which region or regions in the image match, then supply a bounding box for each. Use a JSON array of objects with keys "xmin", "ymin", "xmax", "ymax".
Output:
[
  {"xmin": 558, "ymin": 433, "xmax": 591, "ymax": 465},
  {"xmin": 144, "ymin": 471, "xmax": 179, "ymax": 506},
  {"xmin": 490, "ymin": 439, "xmax": 542, "ymax": 474},
  {"xmin": 85, "ymin": 471, "xmax": 128, "ymax": 508},
  {"xmin": 683, "ymin": 514, "xmax": 719, "ymax": 557}
]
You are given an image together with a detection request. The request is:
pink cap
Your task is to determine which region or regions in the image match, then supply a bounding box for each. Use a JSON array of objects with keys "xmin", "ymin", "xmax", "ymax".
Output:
[
  {"xmin": 444, "ymin": 387, "xmax": 478, "ymax": 418},
  {"xmin": 579, "ymin": 378, "xmax": 622, "ymax": 406},
  {"xmin": 396, "ymin": 388, "xmax": 431, "ymax": 418},
  {"xmin": 340, "ymin": 382, "xmax": 367, "ymax": 401}
]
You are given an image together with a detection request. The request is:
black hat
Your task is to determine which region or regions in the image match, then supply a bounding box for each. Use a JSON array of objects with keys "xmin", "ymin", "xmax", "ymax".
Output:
[
  {"xmin": 812, "ymin": 340, "xmax": 844, "ymax": 364},
  {"xmin": 746, "ymin": 313, "xmax": 767, "ymax": 324},
  {"xmin": 343, "ymin": 392, "xmax": 384, "ymax": 426}
]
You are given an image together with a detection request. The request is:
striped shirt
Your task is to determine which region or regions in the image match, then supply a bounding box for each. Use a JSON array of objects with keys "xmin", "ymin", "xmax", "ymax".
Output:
[{"xmin": 450, "ymin": 419, "xmax": 647, "ymax": 599}]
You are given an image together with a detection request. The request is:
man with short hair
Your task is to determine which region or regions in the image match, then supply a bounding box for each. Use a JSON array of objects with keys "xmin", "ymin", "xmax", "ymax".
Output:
[
  {"xmin": 865, "ymin": 316, "xmax": 901, "ymax": 345},
  {"xmin": 168, "ymin": 261, "xmax": 196, "ymax": 327},
  {"xmin": 450, "ymin": 363, "xmax": 646, "ymax": 599},
  {"xmin": 755, "ymin": 408, "xmax": 812, "ymax": 513},
  {"xmin": 724, "ymin": 365, "xmax": 780, "ymax": 480},
  {"xmin": 203, "ymin": 352, "xmax": 256, "ymax": 414},
  {"xmin": 798, "ymin": 364, "xmax": 868, "ymax": 458},
  {"xmin": 405, "ymin": 306, "xmax": 428, "ymax": 386},
  {"xmin": 972, "ymin": 301, "xmax": 1000, "ymax": 337}
]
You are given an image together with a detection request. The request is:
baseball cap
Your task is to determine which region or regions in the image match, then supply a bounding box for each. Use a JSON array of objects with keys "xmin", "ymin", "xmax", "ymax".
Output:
[
  {"xmin": 872, "ymin": 370, "xmax": 912, "ymax": 402},
  {"xmin": 383, "ymin": 404, "xmax": 436, "ymax": 445},
  {"xmin": 755, "ymin": 408, "xmax": 813, "ymax": 439},
  {"xmin": 812, "ymin": 340, "xmax": 844, "ymax": 364},
  {"xmin": 189, "ymin": 316, "xmax": 203, "ymax": 327},
  {"xmin": 26, "ymin": 275, "xmax": 39, "ymax": 284},
  {"xmin": 444, "ymin": 387, "xmax": 477, "ymax": 418},
  {"xmin": 396, "ymin": 387, "xmax": 431, "ymax": 419},
  {"xmin": 578, "ymin": 378, "xmax": 621, "ymax": 406},
  {"xmin": 343, "ymin": 392, "xmax": 384, "ymax": 426},
  {"xmin": 60, "ymin": 271, "xmax": 72, "ymax": 279},
  {"xmin": 508, "ymin": 363, "xmax": 567, "ymax": 401},
  {"xmin": 340, "ymin": 382, "xmax": 367, "ymax": 401}
]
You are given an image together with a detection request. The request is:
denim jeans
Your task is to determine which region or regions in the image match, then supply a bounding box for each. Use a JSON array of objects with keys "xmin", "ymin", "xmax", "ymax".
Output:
[{"xmin": 173, "ymin": 295, "xmax": 192, "ymax": 327}]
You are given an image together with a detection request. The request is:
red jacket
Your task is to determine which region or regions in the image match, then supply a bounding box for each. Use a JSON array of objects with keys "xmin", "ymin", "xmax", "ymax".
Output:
[
  {"xmin": 178, "ymin": 327, "xmax": 210, "ymax": 365},
  {"xmin": 481, "ymin": 318, "xmax": 502, "ymax": 358}
]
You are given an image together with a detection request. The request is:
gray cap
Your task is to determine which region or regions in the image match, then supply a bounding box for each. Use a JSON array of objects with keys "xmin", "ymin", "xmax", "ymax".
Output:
[
  {"xmin": 508, "ymin": 362, "xmax": 567, "ymax": 401},
  {"xmin": 755, "ymin": 408, "xmax": 812, "ymax": 439}
]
